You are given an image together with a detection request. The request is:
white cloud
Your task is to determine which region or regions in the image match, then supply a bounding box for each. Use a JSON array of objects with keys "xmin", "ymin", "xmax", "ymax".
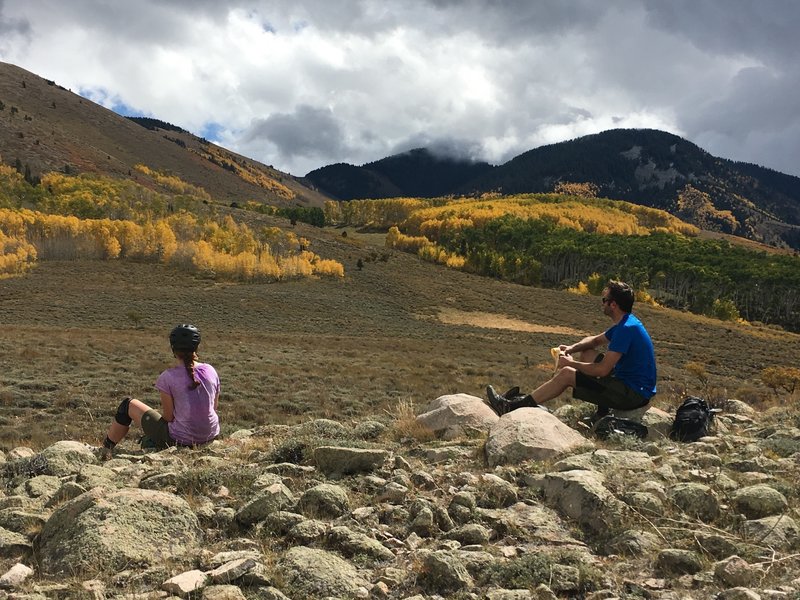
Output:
[{"xmin": 1, "ymin": 0, "xmax": 798, "ymax": 176}]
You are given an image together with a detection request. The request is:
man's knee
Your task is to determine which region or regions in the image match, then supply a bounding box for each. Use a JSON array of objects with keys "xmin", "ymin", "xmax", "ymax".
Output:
[{"xmin": 555, "ymin": 366, "xmax": 577, "ymax": 386}]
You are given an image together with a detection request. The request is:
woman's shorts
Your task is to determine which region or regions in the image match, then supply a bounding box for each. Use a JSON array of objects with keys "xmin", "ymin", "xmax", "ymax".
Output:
[
  {"xmin": 140, "ymin": 409, "xmax": 175, "ymax": 449},
  {"xmin": 573, "ymin": 371, "xmax": 650, "ymax": 411}
]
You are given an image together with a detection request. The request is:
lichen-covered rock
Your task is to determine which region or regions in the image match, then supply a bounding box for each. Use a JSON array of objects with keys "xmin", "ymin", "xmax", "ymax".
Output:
[
  {"xmin": 608, "ymin": 530, "xmax": 661, "ymax": 556},
  {"xmin": 477, "ymin": 473, "xmax": 518, "ymax": 508},
  {"xmin": 539, "ymin": 470, "xmax": 627, "ymax": 535},
  {"xmin": 418, "ymin": 550, "xmax": 474, "ymax": 594},
  {"xmin": 416, "ymin": 393, "xmax": 499, "ymax": 440},
  {"xmin": 732, "ymin": 484, "xmax": 789, "ymax": 519},
  {"xmin": 655, "ymin": 548, "xmax": 703, "ymax": 575},
  {"xmin": 327, "ymin": 525, "xmax": 394, "ymax": 562},
  {"xmin": 313, "ymin": 446, "xmax": 388, "ymax": 478},
  {"xmin": 445, "ymin": 523, "xmax": 491, "ymax": 545},
  {"xmin": 668, "ymin": 482, "xmax": 719, "ymax": 522},
  {"xmin": 714, "ymin": 555, "xmax": 760, "ymax": 587},
  {"xmin": 0, "ymin": 527, "xmax": 32, "ymax": 559},
  {"xmin": 297, "ymin": 483, "xmax": 350, "ymax": 519},
  {"xmin": 235, "ymin": 483, "xmax": 295, "ymax": 526},
  {"xmin": 37, "ymin": 487, "xmax": 202, "ymax": 575},
  {"xmin": 279, "ymin": 546, "xmax": 368, "ymax": 598},
  {"xmin": 35, "ymin": 441, "xmax": 96, "ymax": 477},
  {"xmin": 742, "ymin": 515, "xmax": 800, "ymax": 550},
  {"xmin": 486, "ymin": 409, "xmax": 592, "ymax": 466}
]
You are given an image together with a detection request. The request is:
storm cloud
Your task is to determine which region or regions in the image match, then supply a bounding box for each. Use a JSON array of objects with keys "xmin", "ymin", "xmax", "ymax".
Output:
[{"xmin": 1, "ymin": 0, "xmax": 798, "ymax": 176}]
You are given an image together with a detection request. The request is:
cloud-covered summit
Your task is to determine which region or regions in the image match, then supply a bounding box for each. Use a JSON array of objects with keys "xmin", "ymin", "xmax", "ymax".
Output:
[{"xmin": 1, "ymin": 1, "xmax": 798, "ymax": 177}]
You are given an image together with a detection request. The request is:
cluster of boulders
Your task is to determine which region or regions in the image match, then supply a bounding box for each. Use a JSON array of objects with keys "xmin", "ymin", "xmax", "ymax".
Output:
[{"xmin": 0, "ymin": 394, "xmax": 799, "ymax": 599}]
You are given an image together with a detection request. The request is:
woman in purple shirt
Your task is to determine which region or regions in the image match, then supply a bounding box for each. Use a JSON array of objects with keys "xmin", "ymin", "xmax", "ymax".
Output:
[{"xmin": 101, "ymin": 324, "xmax": 220, "ymax": 457}]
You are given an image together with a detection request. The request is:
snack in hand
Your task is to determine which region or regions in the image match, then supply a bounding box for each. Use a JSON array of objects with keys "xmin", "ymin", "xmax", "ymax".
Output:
[{"xmin": 550, "ymin": 347, "xmax": 561, "ymax": 373}]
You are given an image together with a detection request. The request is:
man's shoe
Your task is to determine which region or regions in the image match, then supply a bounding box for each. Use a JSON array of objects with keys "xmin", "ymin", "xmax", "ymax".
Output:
[
  {"xmin": 505, "ymin": 394, "xmax": 539, "ymax": 411},
  {"xmin": 486, "ymin": 385, "xmax": 509, "ymax": 416},
  {"xmin": 502, "ymin": 386, "xmax": 520, "ymax": 400}
]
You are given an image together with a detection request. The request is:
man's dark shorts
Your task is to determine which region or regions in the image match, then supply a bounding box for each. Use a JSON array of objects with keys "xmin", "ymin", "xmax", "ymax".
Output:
[{"xmin": 573, "ymin": 367, "xmax": 650, "ymax": 410}]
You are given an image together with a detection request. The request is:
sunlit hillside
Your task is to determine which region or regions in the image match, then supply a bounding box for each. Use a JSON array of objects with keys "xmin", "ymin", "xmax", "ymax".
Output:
[{"xmin": 0, "ymin": 61, "xmax": 330, "ymax": 207}]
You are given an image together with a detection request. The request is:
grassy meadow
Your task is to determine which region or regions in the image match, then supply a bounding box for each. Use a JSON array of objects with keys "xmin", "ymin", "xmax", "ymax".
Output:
[{"xmin": 1, "ymin": 222, "xmax": 798, "ymax": 450}]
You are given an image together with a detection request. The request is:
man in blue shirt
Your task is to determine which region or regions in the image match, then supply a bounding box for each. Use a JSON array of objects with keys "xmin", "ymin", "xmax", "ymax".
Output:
[{"xmin": 488, "ymin": 280, "xmax": 656, "ymax": 416}]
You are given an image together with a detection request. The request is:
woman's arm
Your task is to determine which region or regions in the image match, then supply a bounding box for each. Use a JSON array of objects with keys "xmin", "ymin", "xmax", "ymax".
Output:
[
  {"xmin": 159, "ymin": 391, "xmax": 175, "ymax": 422},
  {"xmin": 214, "ymin": 391, "xmax": 219, "ymax": 412}
]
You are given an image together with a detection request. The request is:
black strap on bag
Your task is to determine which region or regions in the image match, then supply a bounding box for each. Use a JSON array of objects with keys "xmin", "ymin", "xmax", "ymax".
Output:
[{"xmin": 670, "ymin": 396, "xmax": 715, "ymax": 442}]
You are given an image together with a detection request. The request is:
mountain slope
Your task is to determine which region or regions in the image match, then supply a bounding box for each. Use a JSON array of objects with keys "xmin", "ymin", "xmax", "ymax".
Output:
[
  {"xmin": 0, "ymin": 61, "xmax": 330, "ymax": 207},
  {"xmin": 305, "ymin": 147, "xmax": 493, "ymax": 200},
  {"xmin": 308, "ymin": 129, "xmax": 800, "ymax": 249}
]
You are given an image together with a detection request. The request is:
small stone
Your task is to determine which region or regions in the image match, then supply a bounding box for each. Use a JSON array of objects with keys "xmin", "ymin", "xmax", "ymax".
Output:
[
  {"xmin": 655, "ymin": 549, "xmax": 703, "ymax": 576},
  {"xmin": 715, "ymin": 555, "xmax": 760, "ymax": 587},
  {"xmin": 0, "ymin": 562, "xmax": 34, "ymax": 589},
  {"xmin": 202, "ymin": 584, "xmax": 247, "ymax": 600},
  {"xmin": 162, "ymin": 570, "xmax": 209, "ymax": 595},
  {"xmin": 207, "ymin": 558, "xmax": 257, "ymax": 583}
]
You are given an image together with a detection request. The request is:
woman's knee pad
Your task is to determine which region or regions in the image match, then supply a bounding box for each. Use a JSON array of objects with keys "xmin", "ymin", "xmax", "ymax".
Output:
[{"xmin": 114, "ymin": 397, "xmax": 133, "ymax": 426}]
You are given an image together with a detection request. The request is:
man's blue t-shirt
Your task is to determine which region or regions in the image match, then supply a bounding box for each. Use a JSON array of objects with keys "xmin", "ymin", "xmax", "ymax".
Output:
[{"xmin": 604, "ymin": 313, "xmax": 657, "ymax": 399}]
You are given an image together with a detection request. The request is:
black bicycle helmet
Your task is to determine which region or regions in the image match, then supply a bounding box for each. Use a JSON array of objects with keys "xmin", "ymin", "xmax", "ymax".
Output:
[{"xmin": 169, "ymin": 324, "xmax": 201, "ymax": 351}]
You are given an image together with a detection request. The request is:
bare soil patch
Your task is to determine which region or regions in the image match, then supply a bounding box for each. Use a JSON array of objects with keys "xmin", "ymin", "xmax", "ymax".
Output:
[{"xmin": 434, "ymin": 308, "xmax": 586, "ymax": 336}]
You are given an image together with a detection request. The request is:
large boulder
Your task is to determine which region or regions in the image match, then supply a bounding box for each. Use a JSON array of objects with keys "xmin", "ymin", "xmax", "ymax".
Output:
[
  {"xmin": 278, "ymin": 547, "xmax": 368, "ymax": 598},
  {"xmin": 485, "ymin": 409, "xmax": 592, "ymax": 466},
  {"xmin": 416, "ymin": 394, "xmax": 499, "ymax": 440},
  {"xmin": 37, "ymin": 487, "xmax": 202, "ymax": 575}
]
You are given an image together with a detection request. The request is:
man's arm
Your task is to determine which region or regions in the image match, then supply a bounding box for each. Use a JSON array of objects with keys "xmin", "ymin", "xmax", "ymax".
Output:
[
  {"xmin": 561, "ymin": 333, "xmax": 609, "ymax": 355},
  {"xmin": 560, "ymin": 350, "xmax": 622, "ymax": 377}
]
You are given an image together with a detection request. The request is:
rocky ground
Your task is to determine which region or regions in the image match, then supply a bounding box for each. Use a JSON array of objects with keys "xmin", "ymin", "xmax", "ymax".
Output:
[{"xmin": 1, "ymin": 394, "xmax": 799, "ymax": 600}]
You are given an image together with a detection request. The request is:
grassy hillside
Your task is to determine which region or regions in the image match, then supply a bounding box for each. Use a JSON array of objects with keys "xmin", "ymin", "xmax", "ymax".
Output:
[
  {"xmin": 0, "ymin": 61, "xmax": 330, "ymax": 207},
  {"xmin": 1, "ymin": 219, "xmax": 798, "ymax": 448}
]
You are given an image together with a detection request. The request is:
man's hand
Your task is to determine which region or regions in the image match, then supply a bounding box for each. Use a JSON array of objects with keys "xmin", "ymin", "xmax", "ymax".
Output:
[
  {"xmin": 557, "ymin": 352, "xmax": 574, "ymax": 368},
  {"xmin": 559, "ymin": 344, "xmax": 573, "ymax": 355}
]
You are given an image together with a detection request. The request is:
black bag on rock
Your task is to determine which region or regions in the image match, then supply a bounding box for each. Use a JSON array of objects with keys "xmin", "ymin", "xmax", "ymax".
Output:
[
  {"xmin": 670, "ymin": 396, "xmax": 715, "ymax": 442},
  {"xmin": 592, "ymin": 415, "xmax": 648, "ymax": 440}
]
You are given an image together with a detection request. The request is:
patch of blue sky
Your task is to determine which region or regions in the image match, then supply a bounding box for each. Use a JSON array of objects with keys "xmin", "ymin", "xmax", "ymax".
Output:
[{"xmin": 199, "ymin": 122, "xmax": 226, "ymax": 142}]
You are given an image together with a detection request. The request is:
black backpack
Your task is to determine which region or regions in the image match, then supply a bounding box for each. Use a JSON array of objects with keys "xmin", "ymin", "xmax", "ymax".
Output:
[
  {"xmin": 670, "ymin": 396, "xmax": 714, "ymax": 442},
  {"xmin": 593, "ymin": 415, "xmax": 649, "ymax": 440}
]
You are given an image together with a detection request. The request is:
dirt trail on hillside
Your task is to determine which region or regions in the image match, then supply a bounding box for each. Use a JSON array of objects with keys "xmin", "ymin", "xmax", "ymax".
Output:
[{"xmin": 435, "ymin": 308, "xmax": 586, "ymax": 336}]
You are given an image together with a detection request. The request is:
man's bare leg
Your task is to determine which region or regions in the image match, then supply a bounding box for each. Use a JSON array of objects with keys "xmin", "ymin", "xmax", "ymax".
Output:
[{"xmin": 531, "ymin": 366, "xmax": 577, "ymax": 403}]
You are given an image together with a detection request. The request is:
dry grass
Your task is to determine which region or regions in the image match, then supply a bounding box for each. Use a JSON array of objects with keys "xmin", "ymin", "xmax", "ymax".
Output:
[
  {"xmin": 386, "ymin": 398, "xmax": 435, "ymax": 442},
  {"xmin": 0, "ymin": 223, "xmax": 798, "ymax": 450}
]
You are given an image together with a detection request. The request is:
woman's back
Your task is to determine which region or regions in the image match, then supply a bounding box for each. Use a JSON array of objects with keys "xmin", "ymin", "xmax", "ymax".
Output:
[{"xmin": 156, "ymin": 362, "xmax": 220, "ymax": 445}]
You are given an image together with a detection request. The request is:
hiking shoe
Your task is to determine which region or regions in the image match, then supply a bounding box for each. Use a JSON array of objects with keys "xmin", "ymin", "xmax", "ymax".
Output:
[
  {"xmin": 97, "ymin": 446, "xmax": 113, "ymax": 462},
  {"xmin": 486, "ymin": 385, "xmax": 508, "ymax": 416},
  {"xmin": 505, "ymin": 394, "xmax": 538, "ymax": 411},
  {"xmin": 501, "ymin": 386, "xmax": 520, "ymax": 400}
]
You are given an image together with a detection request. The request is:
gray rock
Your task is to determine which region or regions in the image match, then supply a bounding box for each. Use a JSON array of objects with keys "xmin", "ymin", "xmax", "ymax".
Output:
[
  {"xmin": 416, "ymin": 393, "xmax": 499, "ymax": 440},
  {"xmin": 539, "ymin": 470, "xmax": 627, "ymax": 535},
  {"xmin": 354, "ymin": 420, "xmax": 387, "ymax": 440},
  {"xmin": 287, "ymin": 519, "xmax": 327, "ymax": 544},
  {"xmin": 202, "ymin": 584, "xmax": 247, "ymax": 600},
  {"xmin": 486, "ymin": 409, "xmax": 592, "ymax": 466},
  {"xmin": 418, "ymin": 550, "xmax": 474, "ymax": 594},
  {"xmin": 445, "ymin": 523, "xmax": 491, "ymax": 545},
  {"xmin": 655, "ymin": 549, "xmax": 703, "ymax": 575},
  {"xmin": 259, "ymin": 511, "xmax": 307, "ymax": 536},
  {"xmin": 35, "ymin": 441, "xmax": 96, "ymax": 477},
  {"xmin": 138, "ymin": 471, "xmax": 179, "ymax": 491},
  {"xmin": 732, "ymin": 485, "xmax": 789, "ymax": 519},
  {"xmin": 235, "ymin": 483, "xmax": 295, "ymax": 526},
  {"xmin": 207, "ymin": 558, "xmax": 258, "ymax": 584},
  {"xmin": 44, "ymin": 481, "xmax": 88, "ymax": 508},
  {"xmin": 21, "ymin": 475, "xmax": 61, "ymax": 499},
  {"xmin": 478, "ymin": 473, "xmax": 518, "ymax": 508},
  {"xmin": 313, "ymin": 446, "xmax": 388, "ymax": 478},
  {"xmin": 695, "ymin": 534, "xmax": 740, "ymax": 559},
  {"xmin": 742, "ymin": 515, "xmax": 800, "ymax": 550},
  {"xmin": 621, "ymin": 491, "xmax": 664, "ymax": 515},
  {"xmin": 279, "ymin": 546, "xmax": 368, "ymax": 598},
  {"xmin": 327, "ymin": 525, "xmax": 395, "ymax": 562},
  {"xmin": 298, "ymin": 483, "xmax": 350, "ymax": 519},
  {"xmin": 668, "ymin": 482, "xmax": 719, "ymax": 522},
  {"xmin": 553, "ymin": 449, "xmax": 655, "ymax": 473},
  {"xmin": 0, "ymin": 511, "xmax": 47, "ymax": 540},
  {"xmin": 37, "ymin": 487, "xmax": 202, "ymax": 575},
  {"xmin": 292, "ymin": 418, "xmax": 350, "ymax": 438},
  {"xmin": 608, "ymin": 530, "xmax": 661, "ymax": 555},
  {"xmin": 0, "ymin": 527, "xmax": 32, "ymax": 559}
]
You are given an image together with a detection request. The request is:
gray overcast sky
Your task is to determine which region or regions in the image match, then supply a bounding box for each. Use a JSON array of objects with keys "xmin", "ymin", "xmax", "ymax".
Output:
[{"xmin": 1, "ymin": 0, "xmax": 799, "ymax": 177}]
